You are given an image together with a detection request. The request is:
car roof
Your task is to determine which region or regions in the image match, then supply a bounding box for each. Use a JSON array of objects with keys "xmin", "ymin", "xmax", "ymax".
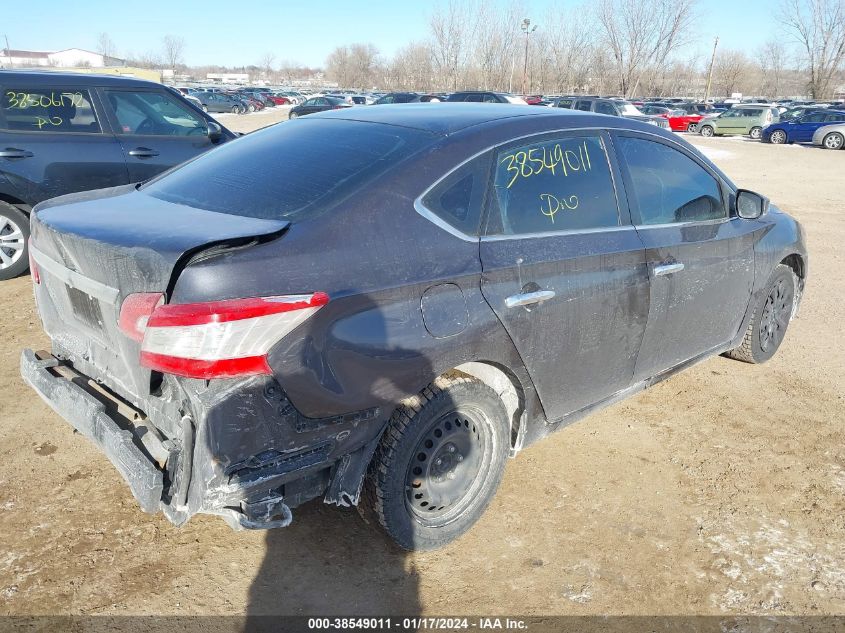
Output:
[
  {"xmin": 0, "ymin": 69, "xmax": 161, "ymax": 89},
  {"xmin": 308, "ymin": 102, "xmax": 670, "ymax": 136}
]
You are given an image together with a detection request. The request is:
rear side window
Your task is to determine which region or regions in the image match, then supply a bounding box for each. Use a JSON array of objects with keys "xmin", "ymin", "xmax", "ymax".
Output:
[
  {"xmin": 826, "ymin": 113, "xmax": 845, "ymax": 122},
  {"xmin": 575, "ymin": 100, "xmax": 592, "ymax": 111},
  {"xmin": 617, "ymin": 136, "xmax": 724, "ymax": 225},
  {"xmin": 595, "ymin": 101, "xmax": 617, "ymax": 116},
  {"xmin": 1, "ymin": 88, "xmax": 100, "ymax": 132},
  {"xmin": 488, "ymin": 135, "xmax": 619, "ymax": 235},
  {"xmin": 556, "ymin": 98, "xmax": 574, "ymax": 109},
  {"xmin": 421, "ymin": 156, "xmax": 489, "ymax": 236},
  {"xmin": 143, "ymin": 119, "xmax": 436, "ymax": 221}
]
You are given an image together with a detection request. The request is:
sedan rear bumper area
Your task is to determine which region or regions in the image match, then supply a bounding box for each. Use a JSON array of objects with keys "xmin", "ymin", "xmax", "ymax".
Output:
[{"xmin": 20, "ymin": 349, "xmax": 164, "ymax": 514}]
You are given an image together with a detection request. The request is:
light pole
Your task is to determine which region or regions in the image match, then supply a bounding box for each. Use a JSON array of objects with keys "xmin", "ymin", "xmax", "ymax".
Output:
[
  {"xmin": 520, "ymin": 18, "xmax": 537, "ymax": 96},
  {"xmin": 704, "ymin": 36, "xmax": 719, "ymax": 103}
]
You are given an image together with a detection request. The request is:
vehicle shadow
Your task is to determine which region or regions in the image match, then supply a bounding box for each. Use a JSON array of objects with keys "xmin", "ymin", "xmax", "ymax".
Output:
[{"xmin": 244, "ymin": 290, "xmax": 443, "ymax": 624}]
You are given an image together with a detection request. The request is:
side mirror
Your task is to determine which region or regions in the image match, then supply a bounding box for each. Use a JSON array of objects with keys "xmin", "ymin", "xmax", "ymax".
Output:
[
  {"xmin": 207, "ymin": 121, "xmax": 223, "ymax": 142},
  {"xmin": 736, "ymin": 189, "xmax": 769, "ymax": 219}
]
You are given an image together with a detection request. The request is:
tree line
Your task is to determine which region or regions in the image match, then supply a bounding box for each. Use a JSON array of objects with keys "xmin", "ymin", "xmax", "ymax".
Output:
[{"xmin": 324, "ymin": 0, "xmax": 844, "ymax": 99}]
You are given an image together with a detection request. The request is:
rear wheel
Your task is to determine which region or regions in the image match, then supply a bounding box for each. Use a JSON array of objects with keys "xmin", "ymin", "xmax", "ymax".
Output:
[
  {"xmin": 822, "ymin": 132, "xmax": 844, "ymax": 150},
  {"xmin": 202, "ymin": 105, "xmax": 208, "ymax": 113},
  {"xmin": 363, "ymin": 375, "xmax": 509, "ymax": 550},
  {"xmin": 726, "ymin": 264, "xmax": 795, "ymax": 364},
  {"xmin": 770, "ymin": 129, "xmax": 787, "ymax": 144},
  {"xmin": 749, "ymin": 126, "xmax": 762, "ymax": 140},
  {"xmin": 0, "ymin": 202, "xmax": 30, "ymax": 281},
  {"xmin": 687, "ymin": 122, "xmax": 697, "ymax": 133},
  {"xmin": 289, "ymin": 111, "xmax": 299, "ymax": 120},
  {"xmin": 231, "ymin": 105, "xmax": 240, "ymax": 114},
  {"xmin": 700, "ymin": 125, "xmax": 714, "ymax": 137}
]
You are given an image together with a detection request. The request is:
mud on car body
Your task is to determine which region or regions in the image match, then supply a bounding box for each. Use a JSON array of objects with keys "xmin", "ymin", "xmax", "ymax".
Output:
[{"xmin": 21, "ymin": 104, "xmax": 807, "ymax": 550}]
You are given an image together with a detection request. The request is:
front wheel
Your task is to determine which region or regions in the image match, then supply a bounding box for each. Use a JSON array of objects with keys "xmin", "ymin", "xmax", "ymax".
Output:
[
  {"xmin": 822, "ymin": 132, "xmax": 844, "ymax": 150},
  {"xmin": 749, "ymin": 126, "xmax": 762, "ymax": 140},
  {"xmin": 700, "ymin": 125, "xmax": 714, "ymax": 137},
  {"xmin": 725, "ymin": 264, "xmax": 796, "ymax": 364},
  {"xmin": 288, "ymin": 111, "xmax": 299, "ymax": 120},
  {"xmin": 202, "ymin": 105, "xmax": 208, "ymax": 112},
  {"xmin": 770, "ymin": 129, "xmax": 787, "ymax": 144},
  {"xmin": 687, "ymin": 123, "xmax": 697, "ymax": 133},
  {"xmin": 363, "ymin": 375, "xmax": 509, "ymax": 550},
  {"xmin": 0, "ymin": 202, "xmax": 30, "ymax": 281}
]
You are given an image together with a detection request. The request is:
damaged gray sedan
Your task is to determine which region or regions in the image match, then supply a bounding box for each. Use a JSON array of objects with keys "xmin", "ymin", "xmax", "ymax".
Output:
[{"xmin": 21, "ymin": 104, "xmax": 807, "ymax": 550}]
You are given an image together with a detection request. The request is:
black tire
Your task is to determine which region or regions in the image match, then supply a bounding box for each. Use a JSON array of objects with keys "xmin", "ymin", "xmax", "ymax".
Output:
[
  {"xmin": 726, "ymin": 264, "xmax": 795, "ymax": 364},
  {"xmin": 289, "ymin": 111, "xmax": 298, "ymax": 120},
  {"xmin": 363, "ymin": 374, "xmax": 509, "ymax": 550},
  {"xmin": 0, "ymin": 202, "xmax": 30, "ymax": 281},
  {"xmin": 231, "ymin": 105, "xmax": 239, "ymax": 114},
  {"xmin": 700, "ymin": 125, "xmax": 714, "ymax": 137},
  {"xmin": 822, "ymin": 132, "xmax": 844, "ymax": 150},
  {"xmin": 749, "ymin": 126, "xmax": 762, "ymax": 140}
]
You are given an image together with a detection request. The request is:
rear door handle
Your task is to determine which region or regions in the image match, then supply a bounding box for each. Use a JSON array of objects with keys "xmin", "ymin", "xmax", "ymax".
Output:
[
  {"xmin": 128, "ymin": 147, "xmax": 160, "ymax": 158},
  {"xmin": 654, "ymin": 262, "xmax": 684, "ymax": 276},
  {"xmin": 505, "ymin": 290, "xmax": 556, "ymax": 308},
  {"xmin": 0, "ymin": 148, "xmax": 34, "ymax": 158}
]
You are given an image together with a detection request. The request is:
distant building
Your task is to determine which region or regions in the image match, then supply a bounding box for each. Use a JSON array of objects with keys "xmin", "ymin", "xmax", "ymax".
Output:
[
  {"xmin": 0, "ymin": 47, "xmax": 125, "ymax": 69},
  {"xmin": 207, "ymin": 73, "xmax": 250, "ymax": 84}
]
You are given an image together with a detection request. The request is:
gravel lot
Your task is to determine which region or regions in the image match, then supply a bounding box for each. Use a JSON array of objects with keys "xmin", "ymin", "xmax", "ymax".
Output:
[{"xmin": 1, "ymin": 107, "xmax": 843, "ymax": 621}]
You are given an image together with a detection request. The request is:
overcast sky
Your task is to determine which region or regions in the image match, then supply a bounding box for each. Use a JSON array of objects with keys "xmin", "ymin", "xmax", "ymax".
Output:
[{"xmin": 4, "ymin": 0, "xmax": 782, "ymax": 68}]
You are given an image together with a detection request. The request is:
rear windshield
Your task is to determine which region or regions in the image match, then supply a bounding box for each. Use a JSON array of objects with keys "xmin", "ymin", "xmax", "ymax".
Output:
[{"xmin": 142, "ymin": 118, "xmax": 436, "ymax": 221}]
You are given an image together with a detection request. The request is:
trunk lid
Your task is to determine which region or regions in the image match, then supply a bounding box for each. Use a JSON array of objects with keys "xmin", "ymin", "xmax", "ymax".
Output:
[{"xmin": 30, "ymin": 185, "xmax": 289, "ymax": 407}]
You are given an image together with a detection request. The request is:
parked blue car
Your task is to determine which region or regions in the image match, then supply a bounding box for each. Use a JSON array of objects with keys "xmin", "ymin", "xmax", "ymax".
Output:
[{"xmin": 763, "ymin": 110, "xmax": 845, "ymax": 144}]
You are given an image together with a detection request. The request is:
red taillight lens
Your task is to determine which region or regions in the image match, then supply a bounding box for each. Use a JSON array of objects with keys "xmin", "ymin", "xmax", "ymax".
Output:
[
  {"xmin": 28, "ymin": 238, "xmax": 40, "ymax": 285},
  {"xmin": 119, "ymin": 292, "xmax": 165, "ymax": 342},
  {"xmin": 135, "ymin": 292, "xmax": 329, "ymax": 380}
]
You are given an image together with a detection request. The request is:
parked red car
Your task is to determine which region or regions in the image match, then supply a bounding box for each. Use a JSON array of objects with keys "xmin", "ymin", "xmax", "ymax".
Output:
[
  {"xmin": 268, "ymin": 94, "xmax": 291, "ymax": 105},
  {"xmin": 665, "ymin": 109, "xmax": 704, "ymax": 132}
]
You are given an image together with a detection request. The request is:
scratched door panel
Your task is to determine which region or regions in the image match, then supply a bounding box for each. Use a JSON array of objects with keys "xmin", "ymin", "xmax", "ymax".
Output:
[
  {"xmin": 0, "ymin": 85, "xmax": 129, "ymax": 204},
  {"xmin": 479, "ymin": 131, "xmax": 649, "ymax": 421}
]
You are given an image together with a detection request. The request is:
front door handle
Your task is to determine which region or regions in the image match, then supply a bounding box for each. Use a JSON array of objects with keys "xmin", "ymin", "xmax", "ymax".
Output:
[
  {"xmin": 505, "ymin": 289, "xmax": 556, "ymax": 309},
  {"xmin": 0, "ymin": 148, "xmax": 34, "ymax": 158},
  {"xmin": 654, "ymin": 262, "xmax": 685, "ymax": 276},
  {"xmin": 128, "ymin": 147, "xmax": 160, "ymax": 158}
]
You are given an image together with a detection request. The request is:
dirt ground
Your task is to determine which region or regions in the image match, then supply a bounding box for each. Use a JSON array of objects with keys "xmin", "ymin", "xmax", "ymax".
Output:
[{"xmin": 1, "ymin": 107, "xmax": 843, "ymax": 621}]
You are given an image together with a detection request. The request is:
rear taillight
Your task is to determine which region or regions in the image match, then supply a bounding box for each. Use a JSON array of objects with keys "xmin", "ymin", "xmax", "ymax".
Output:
[
  {"xmin": 119, "ymin": 292, "xmax": 164, "ymax": 342},
  {"xmin": 28, "ymin": 238, "xmax": 40, "ymax": 284},
  {"xmin": 125, "ymin": 292, "xmax": 329, "ymax": 379}
]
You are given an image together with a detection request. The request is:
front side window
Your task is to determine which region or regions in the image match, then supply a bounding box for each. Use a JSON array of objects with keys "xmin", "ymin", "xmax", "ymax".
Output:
[
  {"xmin": 575, "ymin": 100, "xmax": 592, "ymax": 111},
  {"xmin": 488, "ymin": 134, "xmax": 620, "ymax": 235},
  {"xmin": 1, "ymin": 88, "xmax": 100, "ymax": 132},
  {"xmin": 106, "ymin": 90, "xmax": 206, "ymax": 136},
  {"xmin": 617, "ymin": 136, "xmax": 725, "ymax": 225},
  {"xmin": 556, "ymin": 98, "xmax": 574, "ymax": 109},
  {"xmin": 802, "ymin": 112, "xmax": 827, "ymax": 123}
]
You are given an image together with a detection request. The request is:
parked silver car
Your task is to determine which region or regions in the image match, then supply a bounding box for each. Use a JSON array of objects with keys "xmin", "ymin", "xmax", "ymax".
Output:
[{"xmin": 812, "ymin": 122, "xmax": 845, "ymax": 149}]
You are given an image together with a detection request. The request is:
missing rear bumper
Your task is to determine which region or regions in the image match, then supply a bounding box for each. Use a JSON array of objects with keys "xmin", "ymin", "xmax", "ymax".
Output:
[{"xmin": 20, "ymin": 348, "xmax": 164, "ymax": 513}]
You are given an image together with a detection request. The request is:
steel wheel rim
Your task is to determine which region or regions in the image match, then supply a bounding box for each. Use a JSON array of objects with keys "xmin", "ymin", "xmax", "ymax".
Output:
[
  {"xmin": 701, "ymin": 126, "xmax": 713, "ymax": 137},
  {"xmin": 772, "ymin": 130, "xmax": 786, "ymax": 144},
  {"xmin": 760, "ymin": 278, "xmax": 791, "ymax": 352},
  {"xmin": 824, "ymin": 134, "xmax": 843, "ymax": 149},
  {"xmin": 0, "ymin": 214, "xmax": 25, "ymax": 270},
  {"xmin": 404, "ymin": 405, "xmax": 493, "ymax": 527}
]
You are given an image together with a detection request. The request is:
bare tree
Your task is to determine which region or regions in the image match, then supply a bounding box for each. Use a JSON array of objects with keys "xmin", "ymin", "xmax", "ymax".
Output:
[
  {"xmin": 96, "ymin": 33, "xmax": 116, "ymax": 59},
  {"xmin": 596, "ymin": 0, "xmax": 698, "ymax": 97},
  {"xmin": 757, "ymin": 39, "xmax": 790, "ymax": 97},
  {"xmin": 258, "ymin": 52, "xmax": 276, "ymax": 80},
  {"xmin": 161, "ymin": 35, "xmax": 185, "ymax": 72},
  {"xmin": 388, "ymin": 43, "xmax": 435, "ymax": 90},
  {"xmin": 540, "ymin": 4, "xmax": 595, "ymax": 94},
  {"xmin": 429, "ymin": 0, "xmax": 471, "ymax": 91},
  {"xmin": 714, "ymin": 49, "xmax": 753, "ymax": 97},
  {"xmin": 779, "ymin": 0, "xmax": 845, "ymax": 99},
  {"xmin": 325, "ymin": 43, "xmax": 380, "ymax": 88}
]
